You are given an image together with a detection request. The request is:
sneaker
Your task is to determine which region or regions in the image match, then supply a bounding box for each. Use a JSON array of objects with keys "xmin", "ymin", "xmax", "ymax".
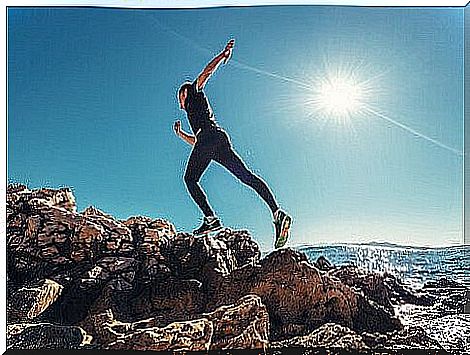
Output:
[
  {"xmin": 273, "ymin": 209, "xmax": 292, "ymax": 249},
  {"xmin": 193, "ymin": 216, "xmax": 222, "ymax": 236}
]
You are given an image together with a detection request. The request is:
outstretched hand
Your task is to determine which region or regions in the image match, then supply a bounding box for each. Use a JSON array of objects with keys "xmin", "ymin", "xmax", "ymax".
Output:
[{"xmin": 222, "ymin": 39, "xmax": 235, "ymax": 64}]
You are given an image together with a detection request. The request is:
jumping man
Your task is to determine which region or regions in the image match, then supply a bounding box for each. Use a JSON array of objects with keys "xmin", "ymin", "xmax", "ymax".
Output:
[{"xmin": 174, "ymin": 39, "xmax": 292, "ymax": 248}]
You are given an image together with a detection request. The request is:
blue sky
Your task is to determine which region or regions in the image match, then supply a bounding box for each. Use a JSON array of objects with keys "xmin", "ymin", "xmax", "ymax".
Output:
[{"xmin": 8, "ymin": 6, "xmax": 464, "ymax": 249}]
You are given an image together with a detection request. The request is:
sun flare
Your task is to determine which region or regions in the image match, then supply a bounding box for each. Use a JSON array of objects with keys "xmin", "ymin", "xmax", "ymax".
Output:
[
  {"xmin": 317, "ymin": 77, "xmax": 364, "ymax": 117},
  {"xmin": 301, "ymin": 64, "xmax": 381, "ymax": 126}
]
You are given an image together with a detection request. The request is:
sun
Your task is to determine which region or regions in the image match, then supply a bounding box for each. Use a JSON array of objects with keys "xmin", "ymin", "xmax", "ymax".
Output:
[
  {"xmin": 301, "ymin": 64, "xmax": 379, "ymax": 126},
  {"xmin": 317, "ymin": 77, "xmax": 364, "ymax": 117}
]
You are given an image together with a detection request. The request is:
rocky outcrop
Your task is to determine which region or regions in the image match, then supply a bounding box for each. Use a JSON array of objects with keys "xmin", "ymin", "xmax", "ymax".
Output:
[
  {"xmin": 328, "ymin": 264, "xmax": 434, "ymax": 314},
  {"xmin": 203, "ymin": 248, "xmax": 402, "ymax": 340},
  {"xmin": 83, "ymin": 294, "xmax": 269, "ymax": 351},
  {"xmin": 362, "ymin": 326, "xmax": 443, "ymax": 349},
  {"xmin": 7, "ymin": 323, "xmax": 91, "ymax": 349},
  {"xmin": 271, "ymin": 323, "xmax": 369, "ymax": 350},
  {"xmin": 7, "ymin": 279, "xmax": 64, "ymax": 323},
  {"xmin": 6, "ymin": 184, "xmax": 441, "ymax": 351}
]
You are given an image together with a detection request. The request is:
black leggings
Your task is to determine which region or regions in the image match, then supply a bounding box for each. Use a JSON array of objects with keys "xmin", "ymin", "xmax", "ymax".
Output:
[{"xmin": 184, "ymin": 128, "xmax": 279, "ymax": 217}]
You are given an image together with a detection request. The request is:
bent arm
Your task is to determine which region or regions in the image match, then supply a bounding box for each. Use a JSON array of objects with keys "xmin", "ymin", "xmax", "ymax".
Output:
[{"xmin": 178, "ymin": 128, "xmax": 196, "ymax": 146}]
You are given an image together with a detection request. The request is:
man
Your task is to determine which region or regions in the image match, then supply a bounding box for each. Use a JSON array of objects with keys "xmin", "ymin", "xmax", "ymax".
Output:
[{"xmin": 174, "ymin": 39, "xmax": 291, "ymax": 248}]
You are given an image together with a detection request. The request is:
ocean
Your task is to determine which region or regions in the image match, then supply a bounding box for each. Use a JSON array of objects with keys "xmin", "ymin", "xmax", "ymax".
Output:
[
  {"xmin": 298, "ymin": 244, "xmax": 469, "ymax": 288},
  {"xmin": 296, "ymin": 244, "xmax": 470, "ymax": 351}
]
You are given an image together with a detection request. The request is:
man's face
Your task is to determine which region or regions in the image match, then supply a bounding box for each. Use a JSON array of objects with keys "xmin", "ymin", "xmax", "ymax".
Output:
[{"xmin": 178, "ymin": 89, "xmax": 187, "ymax": 110}]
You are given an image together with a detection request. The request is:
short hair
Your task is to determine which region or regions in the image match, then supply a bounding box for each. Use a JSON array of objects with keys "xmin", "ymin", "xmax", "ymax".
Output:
[{"xmin": 178, "ymin": 82, "xmax": 192, "ymax": 97}]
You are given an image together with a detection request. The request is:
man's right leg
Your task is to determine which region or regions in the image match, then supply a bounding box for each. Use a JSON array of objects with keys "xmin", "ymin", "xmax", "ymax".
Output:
[{"xmin": 184, "ymin": 146, "xmax": 214, "ymax": 217}]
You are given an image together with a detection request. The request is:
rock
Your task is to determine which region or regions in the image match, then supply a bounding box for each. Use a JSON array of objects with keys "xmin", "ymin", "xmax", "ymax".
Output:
[
  {"xmin": 207, "ymin": 248, "xmax": 401, "ymax": 340},
  {"xmin": 84, "ymin": 294, "xmax": 268, "ymax": 351},
  {"xmin": 125, "ymin": 294, "xmax": 270, "ymax": 350},
  {"xmin": 7, "ymin": 187, "xmax": 137, "ymax": 286},
  {"xmin": 128, "ymin": 277, "xmax": 205, "ymax": 322},
  {"xmin": 105, "ymin": 318, "xmax": 213, "ymax": 351},
  {"xmin": 423, "ymin": 277, "xmax": 466, "ymax": 289},
  {"xmin": 329, "ymin": 266, "xmax": 434, "ymax": 312},
  {"xmin": 160, "ymin": 230, "xmax": 261, "ymax": 307},
  {"xmin": 123, "ymin": 216, "xmax": 176, "ymax": 282},
  {"xmin": 383, "ymin": 326, "xmax": 443, "ymax": 349},
  {"xmin": 162, "ymin": 231, "xmax": 238, "ymax": 280},
  {"xmin": 9, "ymin": 184, "xmax": 426, "ymax": 351},
  {"xmin": 418, "ymin": 314, "xmax": 470, "ymax": 351},
  {"xmin": 212, "ymin": 228, "xmax": 261, "ymax": 267},
  {"xmin": 272, "ymin": 324, "xmax": 443, "ymax": 351},
  {"xmin": 7, "ymin": 323, "xmax": 91, "ymax": 349},
  {"xmin": 8, "ymin": 279, "xmax": 64, "ymax": 323},
  {"xmin": 204, "ymin": 294, "xmax": 269, "ymax": 350},
  {"xmin": 80, "ymin": 206, "xmax": 134, "ymax": 257},
  {"xmin": 315, "ymin": 256, "xmax": 334, "ymax": 271},
  {"xmin": 271, "ymin": 323, "xmax": 369, "ymax": 351},
  {"xmin": 7, "ymin": 184, "xmax": 77, "ymax": 213},
  {"xmin": 79, "ymin": 256, "xmax": 139, "ymax": 291},
  {"xmin": 382, "ymin": 273, "xmax": 434, "ymax": 307}
]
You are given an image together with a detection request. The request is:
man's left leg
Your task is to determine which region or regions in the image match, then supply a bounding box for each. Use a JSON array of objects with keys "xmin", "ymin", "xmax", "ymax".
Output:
[
  {"xmin": 215, "ymin": 146, "xmax": 279, "ymax": 214},
  {"xmin": 214, "ymin": 140, "xmax": 292, "ymax": 248}
]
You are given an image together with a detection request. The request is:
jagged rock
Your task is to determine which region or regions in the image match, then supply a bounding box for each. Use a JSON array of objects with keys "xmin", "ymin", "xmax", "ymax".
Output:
[
  {"xmin": 270, "ymin": 323, "xmax": 443, "ymax": 351},
  {"xmin": 9, "ymin": 185, "xmax": 434, "ymax": 351},
  {"xmin": 271, "ymin": 323, "xmax": 369, "ymax": 350},
  {"xmin": 79, "ymin": 256, "xmax": 139, "ymax": 291},
  {"xmin": 315, "ymin": 256, "xmax": 334, "ymax": 271},
  {"xmin": 159, "ymin": 230, "xmax": 261, "ymax": 311},
  {"xmin": 83, "ymin": 294, "xmax": 268, "ymax": 351},
  {"xmin": 212, "ymin": 228, "xmax": 261, "ymax": 267},
  {"xmin": 361, "ymin": 326, "xmax": 443, "ymax": 349},
  {"xmin": 384, "ymin": 326, "xmax": 443, "ymax": 349},
  {"xmin": 8, "ymin": 279, "xmax": 64, "ymax": 323},
  {"xmin": 329, "ymin": 265, "xmax": 433, "ymax": 313},
  {"xmin": 206, "ymin": 248, "xmax": 401, "ymax": 340},
  {"xmin": 7, "ymin": 184, "xmax": 77, "ymax": 213},
  {"xmin": 129, "ymin": 277, "xmax": 205, "ymax": 322},
  {"xmin": 423, "ymin": 277, "xmax": 465, "ymax": 289},
  {"xmin": 7, "ymin": 187, "xmax": 137, "ymax": 285},
  {"xmin": 204, "ymin": 294, "xmax": 269, "ymax": 350},
  {"xmin": 105, "ymin": 318, "xmax": 213, "ymax": 351},
  {"xmin": 161, "ymin": 230, "xmax": 259, "ymax": 281},
  {"xmin": 7, "ymin": 323, "xmax": 91, "ymax": 349},
  {"xmin": 80, "ymin": 206, "xmax": 134, "ymax": 257},
  {"xmin": 122, "ymin": 216, "xmax": 175, "ymax": 281}
]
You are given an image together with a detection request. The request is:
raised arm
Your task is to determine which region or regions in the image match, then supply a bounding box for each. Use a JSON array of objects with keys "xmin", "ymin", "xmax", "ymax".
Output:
[{"xmin": 196, "ymin": 39, "xmax": 235, "ymax": 91}]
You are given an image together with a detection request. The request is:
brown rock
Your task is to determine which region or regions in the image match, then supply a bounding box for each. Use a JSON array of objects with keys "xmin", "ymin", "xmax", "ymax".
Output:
[
  {"xmin": 133, "ymin": 277, "xmax": 204, "ymax": 322},
  {"xmin": 7, "ymin": 323, "xmax": 91, "ymax": 349},
  {"xmin": 384, "ymin": 326, "xmax": 443, "ymax": 349},
  {"xmin": 207, "ymin": 248, "xmax": 401, "ymax": 340},
  {"xmin": 329, "ymin": 266, "xmax": 434, "ymax": 311},
  {"xmin": 315, "ymin": 255, "xmax": 334, "ymax": 271},
  {"xmin": 122, "ymin": 215, "xmax": 176, "ymax": 281},
  {"xmin": 271, "ymin": 323, "xmax": 369, "ymax": 351},
  {"xmin": 7, "ymin": 185, "xmax": 138, "ymax": 284},
  {"xmin": 86, "ymin": 309, "xmax": 213, "ymax": 351},
  {"xmin": 8, "ymin": 279, "xmax": 64, "ymax": 323},
  {"xmin": 85, "ymin": 294, "xmax": 269, "ymax": 351},
  {"xmin": 206, "ymin": 294, "xmax": 269, "ymax": 350}
]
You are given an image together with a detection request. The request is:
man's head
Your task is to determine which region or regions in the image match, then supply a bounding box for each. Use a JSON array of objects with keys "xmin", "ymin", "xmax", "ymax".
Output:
[{"xmin": 178, "ymin": 82, "xmax": 192, "ymax": 110}]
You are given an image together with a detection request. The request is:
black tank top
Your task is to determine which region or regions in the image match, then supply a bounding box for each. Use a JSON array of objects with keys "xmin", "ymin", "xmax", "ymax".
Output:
[{"xmin": 184, "ymin": 80, "xmax": 217, "ymax": 135}]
